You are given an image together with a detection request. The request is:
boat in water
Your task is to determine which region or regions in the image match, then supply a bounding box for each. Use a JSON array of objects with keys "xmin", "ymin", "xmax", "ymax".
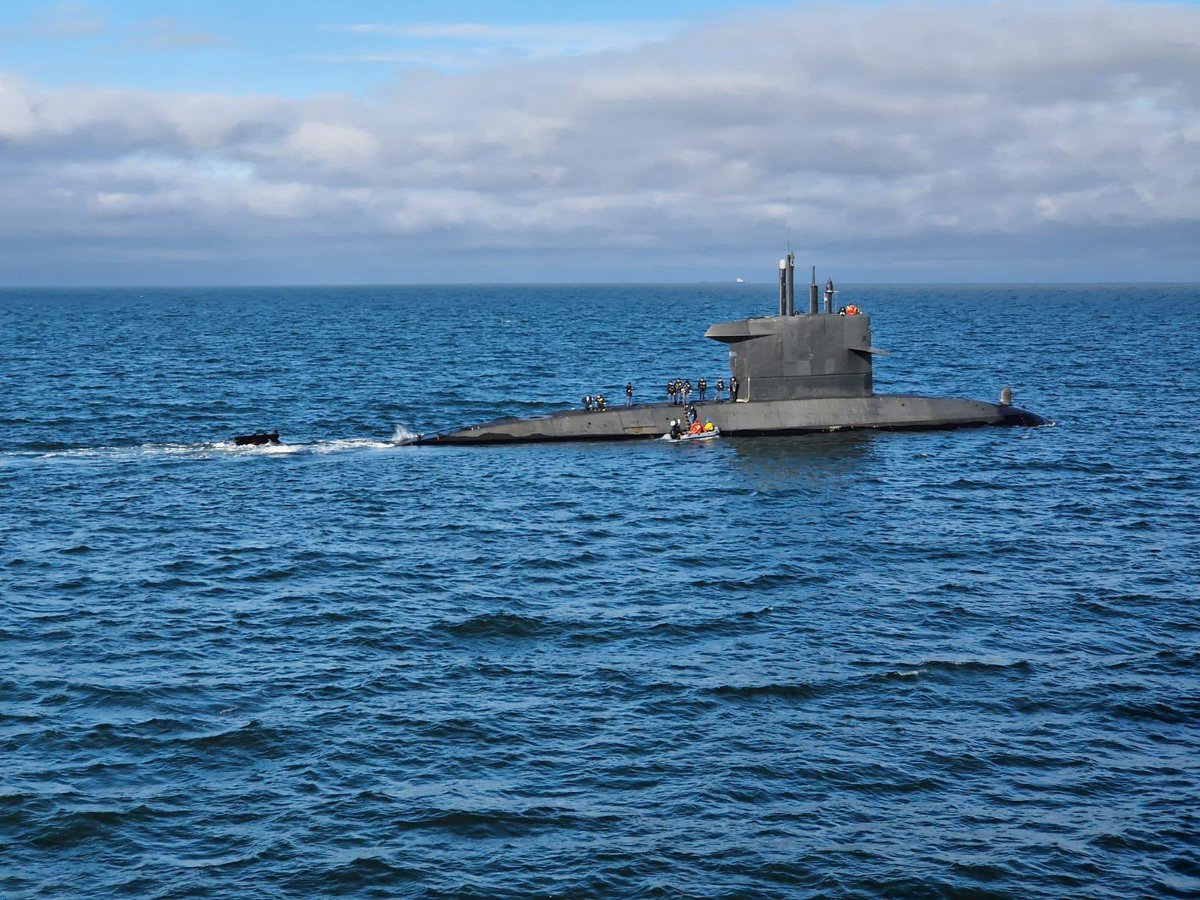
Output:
[
  {"xmin": 233, "ymin": 430, "xmax": 280, "ymax": 447},
  {"xmin": 407, "ymin": 253, "xmax": 1047, "ymax": 445},
  {"xmin": 663, "ymin": 425, "xmax": 721, "ymax": 442}
]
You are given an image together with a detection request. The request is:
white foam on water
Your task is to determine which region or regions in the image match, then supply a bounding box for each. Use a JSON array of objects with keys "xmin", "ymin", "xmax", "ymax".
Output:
[
  {"xmin": 309, "ymin": 438, "xmax": 397, "ymax": 454},
  {"xmin": 21, "ymin": 433, "xmax": 408, "ymax": 462},
  {"xmin": 391, "ymin": 423, "xmax": 419, "ymax": 443}
]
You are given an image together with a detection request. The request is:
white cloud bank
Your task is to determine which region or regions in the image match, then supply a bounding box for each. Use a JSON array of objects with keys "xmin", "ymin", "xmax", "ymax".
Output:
[{"xmin": 1, "ymin": 2, "xmax": 1198, "ymax": 283}]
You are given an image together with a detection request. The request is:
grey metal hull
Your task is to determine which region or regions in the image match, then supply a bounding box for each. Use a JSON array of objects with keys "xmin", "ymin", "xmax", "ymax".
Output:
[{"xmin": 412, "ymin": 395, "xmax": 1047, "ymax": 445}]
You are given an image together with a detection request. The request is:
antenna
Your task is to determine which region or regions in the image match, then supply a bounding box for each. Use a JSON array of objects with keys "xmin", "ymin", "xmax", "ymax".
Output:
[{"xmin": 786, "ymin": 193, "xmax": 792, "ymax": 254}]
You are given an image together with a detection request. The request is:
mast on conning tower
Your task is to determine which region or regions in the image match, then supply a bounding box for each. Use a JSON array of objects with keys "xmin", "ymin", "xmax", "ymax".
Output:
[{"xmin": 777, "ymin": 252, "xmax": 796, "ymax": 316}]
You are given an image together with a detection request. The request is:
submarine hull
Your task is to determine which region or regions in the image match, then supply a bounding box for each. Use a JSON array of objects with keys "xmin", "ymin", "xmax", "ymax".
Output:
[{"xmin": 411, "ymin": 395, "xmax": 1047, "ymax": 445}]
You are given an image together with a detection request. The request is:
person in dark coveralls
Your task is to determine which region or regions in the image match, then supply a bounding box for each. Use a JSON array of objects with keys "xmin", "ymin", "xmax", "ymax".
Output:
[
  {"xmin": 675, "ymin": 378, "xmax": 683, "ymax": 405},
  {"xmin": 716, "ymin": 377, "xmax": 725, "ymax": 402},
  {"xmin": 730, "ymin": 376, "xmax": 739, "ymax": 401},
  {"xmin": 625, "ymin": 382, "xmax": 634, "ymax": 406},
  {"xmin": 698, "ymin": 377, "xmax": 707, "ymax": 402},
  {"xmin": 683, "ymin": 379, "xmax": 692, "ymax": 405},
  {"xmin": 667, "ymin": 381, "xmax": 675, "ymax": 406},
  {"xmin": 583, "ymin": 395, "xmax": 592, "ymax": 411},
  {"xmin": 686, "ymin": 404, "xmax": 698, "ymax": 426}
]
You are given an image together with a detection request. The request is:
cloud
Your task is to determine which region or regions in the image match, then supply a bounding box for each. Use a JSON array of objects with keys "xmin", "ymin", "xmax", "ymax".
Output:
[
  {"xmin": 1, "ymin": 7, "xmax": 219, "ymax": 53},
  {"xmin": 331, "ymin": 20, "xmax": 683, "ymax": 63},
  {"xmin": 1, "ymin": 2, "xmax": 1199, "ymax": 283},
  {"xmin": 284, "ymin": 121, "xmax": 380, "ymax": 167},
  {"xmin": 124, "ymin": 18, "xmax": 220, "ymax": 51},
  {"xmin": 1, "ymin": 1, "xmax": 107, "ymax": 40},
  {"xmin": 34, "ymin": 1, "xmax": 106, "ymax": 37}
]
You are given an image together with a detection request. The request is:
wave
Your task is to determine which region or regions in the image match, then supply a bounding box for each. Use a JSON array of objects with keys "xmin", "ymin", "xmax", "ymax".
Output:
[
  {"xmin": 3, "ymin": 430, "xmax": 418, "ymax": 462},
  {"xmin": 648, "ymin": 606, "xmax": 776, "ymax": 639},
  {"xmin": 1108, "ymin": 698, "xmax": 1197, "ymax": 725},
  {"xmin": 435, "ymin": 606, "xmax": 781, "ymax": 645},
  {"xmin": 909, "ymin": 658, "xmax": 1033, "ymax": 675},
  {"xmin": 707, "ymin": 682, "xmax": 824, "ymax": 700},
  {"xmin": 390, "ymin": 805, "xmax": 584, "ymax": 835},
  {"xmin": 437, "ymin": 612, "xmax": 555, "ymax": 639},
  {"xmin": 27, "ymin": 804, "xmax": 170, "ymax": 849},
  {"xmin": 391, "ymin": 423, "xmax": 419, "ymax": 442}
]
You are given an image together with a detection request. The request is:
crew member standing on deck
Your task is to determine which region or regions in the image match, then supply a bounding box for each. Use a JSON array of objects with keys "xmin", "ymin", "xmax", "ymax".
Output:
[
  {"xmin": 667, "ymin": 380, "xmax": 675, "ymax": 406},
  {"xmin": 730, "ymin": 376, "xmax": 739, "ymax": 401},
  {"xmin": 583, "ymin": 395, "xmax": 592, "ymax": 411},
  {"xmin": 683, "ymin": 379, "xmax": 692, "ymax": 405},
  {"xmin": 625, "ymin": 382, "xmax": 634, "ymax": 406},
  {"xmin": 698, "ymin": 377, "xmax": 707, "ymax": 402},
  {"xmin": 674, "ymin": 378, "xmax": 683, "ymax": 406},
  {"xmin": 716, "ymin": 377, "xmax": 725, "ymax": 402}
]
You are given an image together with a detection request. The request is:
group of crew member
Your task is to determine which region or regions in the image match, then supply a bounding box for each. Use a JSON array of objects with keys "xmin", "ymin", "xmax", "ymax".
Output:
[
  {"xmin": 666, "ymin": 378, "xmax": 687, "ymax": 406},
  {"xmin": 583, "ymin": 382, "xmax": 635, "ymax": 412},
  {"xmin": 666, "ymin": 376, "xmax": 738, "ymax": 405},
  {"xmin": 837, "ymin": 304, "xmax": 862, "ymax": 316},
  {"xmin": 586, "ymin": 373, "xmax": 743, "ymax": 412}
]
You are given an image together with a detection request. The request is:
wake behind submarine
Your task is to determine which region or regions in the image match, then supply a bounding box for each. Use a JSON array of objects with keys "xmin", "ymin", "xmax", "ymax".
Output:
[{"xmin": 408, "ymin": 255, "xmax": 1047, "ymax": 445}]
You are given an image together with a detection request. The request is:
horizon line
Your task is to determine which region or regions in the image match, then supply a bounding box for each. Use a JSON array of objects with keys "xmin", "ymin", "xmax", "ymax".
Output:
[{"xmin": 3, "ymin": 280, "xmax": 1199, "ymax": 291}]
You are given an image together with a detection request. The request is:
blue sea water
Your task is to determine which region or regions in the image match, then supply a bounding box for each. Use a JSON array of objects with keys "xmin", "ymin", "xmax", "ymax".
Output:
[{"xmin": 1, "ymin": 283, "xmax": 1198, "ymax": 898}]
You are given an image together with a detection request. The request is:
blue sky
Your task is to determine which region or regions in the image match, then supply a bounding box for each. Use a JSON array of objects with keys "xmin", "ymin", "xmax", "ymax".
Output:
[
  {"xmin": 1, "ymin": 0, "xmax": 795, "ymax": 94},
  {"xmin": 1, "ymin": 1, "xmax": 1199, "ymax": 284}
]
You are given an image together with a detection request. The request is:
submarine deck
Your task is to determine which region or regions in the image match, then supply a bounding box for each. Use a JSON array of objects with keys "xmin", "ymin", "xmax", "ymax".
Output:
[{"xmin": 410, "ymin": 394, "xmax": 1046, "ymax": 445}]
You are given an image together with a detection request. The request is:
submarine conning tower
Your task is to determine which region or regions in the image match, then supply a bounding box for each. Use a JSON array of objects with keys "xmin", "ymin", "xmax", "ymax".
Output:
[{"xmin": 704, "ymin": 254, "xmax": 885, "ymax": 402}]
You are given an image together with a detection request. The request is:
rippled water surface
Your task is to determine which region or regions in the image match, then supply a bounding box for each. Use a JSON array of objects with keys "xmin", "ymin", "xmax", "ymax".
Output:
[{"xmin": 2, "ymin": 284, "xmax": 1198, "ymax": 898}]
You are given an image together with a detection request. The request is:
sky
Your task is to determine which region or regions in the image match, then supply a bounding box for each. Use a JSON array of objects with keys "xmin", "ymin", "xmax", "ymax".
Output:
[{"xmin": 1, "ymin": 0, "xmax": 1198, "ymax": 284}]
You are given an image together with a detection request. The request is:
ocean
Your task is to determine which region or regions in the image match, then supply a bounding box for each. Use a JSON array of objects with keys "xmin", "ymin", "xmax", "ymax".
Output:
[{"xmin": 2, "ymin": 284, "xmax": 1198, "ymax": 897}]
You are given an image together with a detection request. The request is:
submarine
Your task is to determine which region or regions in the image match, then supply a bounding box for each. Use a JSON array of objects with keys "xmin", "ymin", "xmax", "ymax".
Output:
[{"xmin": 409, "ymin": 254, "xmax": 1047, "ymax": 445}]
